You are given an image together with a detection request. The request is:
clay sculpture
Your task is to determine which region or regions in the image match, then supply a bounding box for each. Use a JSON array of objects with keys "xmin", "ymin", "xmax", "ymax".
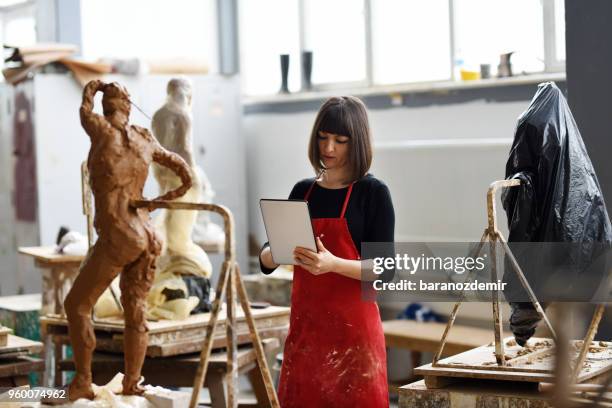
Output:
[{"xmin": 64, "ymin": 80, "xmax": 191, "ymax": 400}]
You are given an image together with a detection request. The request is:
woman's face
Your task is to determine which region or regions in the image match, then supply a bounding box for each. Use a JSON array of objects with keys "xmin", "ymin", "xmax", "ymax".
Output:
[{"xmin": 318, "ymin": 130, "xmax": 350, "ymax": 170}]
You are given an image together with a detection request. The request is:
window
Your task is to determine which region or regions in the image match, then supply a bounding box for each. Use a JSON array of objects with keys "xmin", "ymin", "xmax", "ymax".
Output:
[
  {"xmin": 454, "ymin": 0, "xmax": 545, "ymax": 75},
  {"xmin": 0, "ymin": 1, "xmax": 36, "ymax": 78},
  {"xmin": 0, "ymin": 1, "xmax": 36, "ymax": 47},
  {"xmin": 239, "ymin": 0, "xmax": 300, "ymax": 95},
  {"xmin": 80, "ymin": 0, "xmax": 218, "ymax": 70},
  {"xmin": 371, "ymin": 0, "xmax": 451, "ymax": 85},
  {"xmin": 302, "ymin": 0, "xmax": 367, "ymax": 85},
  {"xmin": 0, "ymin": 0, "xmax": 29, "ymax": 6},
  {"xmin": 3, "ymin": 13, "xmax": 35, "ymax": 46},
  {"xmin": 239, "ymin": 0, "xmax": 566, "ymax": 95}
]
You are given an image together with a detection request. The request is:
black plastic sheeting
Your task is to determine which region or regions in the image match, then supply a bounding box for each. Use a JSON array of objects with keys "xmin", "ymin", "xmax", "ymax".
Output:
[
  {"xmin": 501, "ymin": 82, "xmax": 612, "ymax": 344},
  {"xmin": 184, "ymin": 275, "xmax": 212, "ymax": 314},
  {"xmin": 161, "ymin": 275, "xmax": 212, "ymax": 314},
  {"xmin": 502, "ymin": 82, "xmax": 612, "ymax": 304}
]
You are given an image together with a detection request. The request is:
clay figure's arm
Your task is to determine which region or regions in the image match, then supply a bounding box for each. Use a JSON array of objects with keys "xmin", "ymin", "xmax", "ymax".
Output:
[
  {"xmin": 150, "ymin": 132, "xmax": 193, "ymax": 201},
  {"xmin": 80, "ymin": 80, "xmax": 106, "ymax": 137}
]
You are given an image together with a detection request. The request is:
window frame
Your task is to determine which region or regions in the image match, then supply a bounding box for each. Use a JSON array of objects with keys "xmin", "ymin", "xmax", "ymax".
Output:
[
  {"xmin": 543, "ymin": 0, "xmax": 566, "ymax": 73},
  {"xmin": 297, "ymin": 0, "xmax": 371, "ymax": 92}
]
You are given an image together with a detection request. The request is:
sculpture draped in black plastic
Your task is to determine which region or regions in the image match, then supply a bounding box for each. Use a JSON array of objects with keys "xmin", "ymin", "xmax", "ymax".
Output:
[{"xmin": 501, "ymin": 82, "xmax": 612, "ymax": 343}]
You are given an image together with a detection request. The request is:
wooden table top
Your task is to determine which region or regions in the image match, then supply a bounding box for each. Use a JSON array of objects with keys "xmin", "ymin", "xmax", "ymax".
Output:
[
  {"xmin": 19, "ymin": 241, "xmax": 225, "ymax": 264},
  {"xmin": 0, "ymin": 335, "xmax": 43, "ymax": 356},
  {"xmin": 41, "ymin": 305, "xmax": 290, "ymax": 334},
  {"xmin": 41, "ymin": 305, "xmax": 290, "ymax": 357},
  {"xmin": 18, "ymin": 246, "xmax": 84, "ymax": 265},
  {"xmin": 383, "ymin": 319, "xmax": 501, "ymax": 355}
]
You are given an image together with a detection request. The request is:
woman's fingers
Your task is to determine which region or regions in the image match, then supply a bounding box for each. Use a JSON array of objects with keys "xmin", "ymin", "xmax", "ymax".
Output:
[
  {"xmin": 294, "ymin": 254, "xmax": 324, "ymax": 274},
  {"xmin": 294, "ymin": 247, "xmax": 318, "ymax": 261},
  {"xmin": 294, "ymin": 253, "xmax": 305, "ymax": 264},
  {"xmin": 294, "ymin": 253, "xmax": 313, "ymax": 266}
]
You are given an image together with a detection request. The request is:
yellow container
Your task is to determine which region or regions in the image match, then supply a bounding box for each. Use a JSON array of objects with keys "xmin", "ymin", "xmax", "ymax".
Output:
[{"xmin": 460, "ymin": 69, "xmax": 481, "ymax": 81}]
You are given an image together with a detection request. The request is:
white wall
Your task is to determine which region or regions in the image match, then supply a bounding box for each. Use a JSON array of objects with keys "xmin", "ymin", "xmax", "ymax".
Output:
[{"xmin": 245, "ymin": 98, "xmax": 528, "ymax": 246}]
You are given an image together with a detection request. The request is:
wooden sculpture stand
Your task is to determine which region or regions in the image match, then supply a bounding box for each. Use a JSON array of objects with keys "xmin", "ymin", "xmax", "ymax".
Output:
[
  {"xmin": 418, "ymin": 180, "xmax": 612, "ymax": 391},
  {"xmin": 431, "ymin": 179, "xmax": 557, "ymax": 368},
  {"xmin": 570, "ymin": 304, "xmax": 608, "ymax": 384},
  {"xmin": 83, "ymin": 163, "xmax": 279, "ymax": 405},
  {"xmin": 130, "ymin": 199, "xmax": 280, "ymax": 408}
]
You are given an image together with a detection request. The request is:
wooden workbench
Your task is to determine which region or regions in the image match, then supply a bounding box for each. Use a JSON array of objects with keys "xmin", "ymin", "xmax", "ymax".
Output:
[
  {"xmin": 58, "ymin": 338, "xmax": 280, "ymax": 407},
  {"xmin": 18, "ymin": 246, "xmax": 82, "ymax": 317},
  {"xmin": 41, "ymin": 305, "xmax": 289, "ymax": 357},
  {"xmin": 415, "ymin": 337, "xmax": 612, "ymax": 388},
  {"xmin": 19, "ymin": 244, "xmax": 223, "ymax": 316},
  {"xmin": 383, "ymin": 319, "xmax": 503, "ymax": 391},
  {"xmin": 400, "ymin": 379, "xmax": 553, "ymax": 407},
  {"xmin": 403, "ymin": 337, "xmax": 612, "ymax": 407},
  {"xmin": 0, "ymin": 335, "xmax": 42, "ymax": 358},
  {"xmin": 41, "ymin": 305, "xmax": 290, "ymax": 386},
  {"xmin": 383, "ymin": 319, "xmax": 496, "ymax": 356},
  {"xmin": 0, "ymin": 335, "xmax": 44, "ymax": 387}
]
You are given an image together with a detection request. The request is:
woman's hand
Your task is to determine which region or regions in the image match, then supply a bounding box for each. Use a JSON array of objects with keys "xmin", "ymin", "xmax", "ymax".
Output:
[{"xmin": 294, "ymin": 236, "xmax": 337, "ymax": 275}]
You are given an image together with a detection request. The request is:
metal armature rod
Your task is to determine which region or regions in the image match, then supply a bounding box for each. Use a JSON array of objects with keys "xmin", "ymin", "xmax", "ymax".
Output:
[
  {"xmin": 495, "ymin": 231, "xmax": 557, "ymax": 340},
  {"xmin": 432, "ymin": 229, "xmax": 489, "ymax": 365},
  {"xmin": 81, "ymin": 161, "xmax": 95, "ymax": 247},
  {"xmin": 105, "ymin": 195, "xmax": 277, "ymax": 405},
  {"xmin": 130, "ymin": 199, "xmax": 235, "ymax": 264}
]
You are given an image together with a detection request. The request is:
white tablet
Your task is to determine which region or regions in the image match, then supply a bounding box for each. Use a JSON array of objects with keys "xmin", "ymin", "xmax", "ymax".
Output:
[{"xmin": 260, "ymin": 199, "xmax": 317, "ymax": 265}]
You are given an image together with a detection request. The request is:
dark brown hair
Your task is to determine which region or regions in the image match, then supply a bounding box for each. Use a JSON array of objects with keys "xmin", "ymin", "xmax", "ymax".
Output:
[{"xmin": 308, "ymin": 96, "xmax": 373, "ymax": 183}]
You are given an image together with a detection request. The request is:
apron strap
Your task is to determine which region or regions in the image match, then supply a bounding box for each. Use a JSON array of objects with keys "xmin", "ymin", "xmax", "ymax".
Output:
[
  {"xmin": 304, "ymin": 180, "xmax": 355, "ymax": 219},
  {"xmin": 340, "ymin": 182, "xmax": 355, "ymax": 218}
]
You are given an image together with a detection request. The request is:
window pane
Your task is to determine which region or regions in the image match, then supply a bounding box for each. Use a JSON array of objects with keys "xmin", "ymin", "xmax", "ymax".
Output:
[
  {"xmin": 371, "ymin": 0, "xmax": 451, "ymax": 85},
  {"xmin": 81, "ymin": 0, "xmax": 217, "ymax": 67},
  {"xmin": 554, "ymin": 0, "xmax": 565, "ymax": 61},
  {"xmin": 4, "ymin": 16, "xmax": 36, "ymax": 46},
  {"xmin": 239, "ymin": 0, "xmax": 300, "ymax": 95},
  {"xmin": 303, "ymin": 0, "xmax": 366, "ymax": 85},
  {"xmin": 454, "ymin": 0, "xmax": 544, "ymax": 74},
  {"xmin": 0, "ymin": 0, "xmax": 29, "ymax": 6}
]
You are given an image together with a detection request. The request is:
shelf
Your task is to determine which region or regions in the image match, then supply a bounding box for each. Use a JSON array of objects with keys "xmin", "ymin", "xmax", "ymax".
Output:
[{"xmin": 242, "ymin": 72, "xmax": 566, "ymax": 106}]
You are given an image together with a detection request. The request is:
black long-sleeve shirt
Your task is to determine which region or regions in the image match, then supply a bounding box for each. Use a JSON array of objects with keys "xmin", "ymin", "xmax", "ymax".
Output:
[{"xmin": 260, "ymin": 173, "xmax": 395, "ymax": 274}]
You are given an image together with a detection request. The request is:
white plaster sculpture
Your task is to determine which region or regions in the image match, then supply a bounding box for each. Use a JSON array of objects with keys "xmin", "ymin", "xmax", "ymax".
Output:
[
  {"xmin": 192, "ymin": 166, "xmax": 225, "ymax": 246},
  {"xmin": 151, "ymin": 77, "xmax": 212, "ymax": 278}
]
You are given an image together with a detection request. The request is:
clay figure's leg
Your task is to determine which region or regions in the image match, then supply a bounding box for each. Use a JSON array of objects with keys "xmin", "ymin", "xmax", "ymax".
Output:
[
  {"xmin": 64, "ymin": 243, "xmax": 123, "ymax": 401},
  {"xmin": 119, "ymin": 249, "xmax": 157, "ymax": 395}
]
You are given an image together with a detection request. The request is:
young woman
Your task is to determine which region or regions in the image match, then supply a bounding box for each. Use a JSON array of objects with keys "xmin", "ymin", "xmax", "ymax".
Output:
[{"xmin": 260, "ymin": 96, "xmax": 395, "ymax": 407}]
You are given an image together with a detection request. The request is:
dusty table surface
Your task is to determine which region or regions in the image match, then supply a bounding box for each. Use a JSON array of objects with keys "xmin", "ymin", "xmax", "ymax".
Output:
[{"xmin": 18, "ymin": 246, "xmax": 84, "ymax": 264}]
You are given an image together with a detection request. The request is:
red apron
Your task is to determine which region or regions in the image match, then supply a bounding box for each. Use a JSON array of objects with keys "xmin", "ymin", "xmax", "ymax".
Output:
[{"xmin": 278, "ymin": 182, "xmax": 388, "ymax": 408}]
